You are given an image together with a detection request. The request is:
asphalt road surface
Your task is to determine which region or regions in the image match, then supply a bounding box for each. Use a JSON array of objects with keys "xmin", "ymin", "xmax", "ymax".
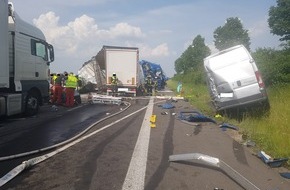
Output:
[{"xmin": 0, "ymin": 92, "xmax": 289, "ymax": 190}]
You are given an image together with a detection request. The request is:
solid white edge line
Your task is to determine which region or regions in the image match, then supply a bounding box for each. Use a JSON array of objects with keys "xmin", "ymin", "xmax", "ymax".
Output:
[
  {"xmin": 122, "ymin": 97, "xmax": 154, "ymax": 190},
  {"xmin": 0, "ymin": 103, "xmax": 147, "ymax": 187}
]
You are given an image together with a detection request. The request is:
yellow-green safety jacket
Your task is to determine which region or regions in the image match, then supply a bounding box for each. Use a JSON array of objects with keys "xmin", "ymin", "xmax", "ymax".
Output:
[
  {"xmin": 66, "ymin": 74, "xmax": 78, "ymax": 88},
  {"xmin": 112, "ymin": 76, "xmax": 118, "ymax": 85}
]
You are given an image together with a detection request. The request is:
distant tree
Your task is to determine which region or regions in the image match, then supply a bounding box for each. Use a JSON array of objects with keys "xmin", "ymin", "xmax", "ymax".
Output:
[
  {"xmin": 213, "ymin": 17, "xmax": 251, "ymax": 51},
  {"xmin": 174, "ymin": 57, "xmax": 185, "ymax": 74},
  {"xmin": 174, "ymin": 35, "xmax": 210, "ymax": 74},
  {"xmin": 190, "ymin": 35, "xmax": 211, "ymax": 71},
  {"xmin": 268, "ymin": 0, "xmax": 290, "ymax": 44}
]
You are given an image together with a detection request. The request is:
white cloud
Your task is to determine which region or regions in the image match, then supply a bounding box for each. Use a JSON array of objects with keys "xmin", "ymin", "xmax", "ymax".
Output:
[
  {"xmin": 33, "ymin": 12, "xmax": 145, "ymax": 55},
  {"xmin": 151, "ymin": 43, "xmax": 169, "ymax": 56},
  {"xmin": 33, "ymin": 12, "xmax": 67, "ymax": 41},
  {"xmin": 138, "ymin": 43, "xmax": 170, "ymax": 58},
  {"xmin": 109, "ymin": 22, "xmax": 145, "ymax": 38},
  {"xmin": 67, "ymin": 15, "xmax": 99, "ymax": 40}
]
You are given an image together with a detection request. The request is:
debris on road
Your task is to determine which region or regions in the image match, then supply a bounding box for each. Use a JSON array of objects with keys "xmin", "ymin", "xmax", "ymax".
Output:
[
  {"xmin": 258, "ymin": 151, "xmax": 289, "ymax": 168},
  {"xmin": 178, "ymin": 111, "xmax": 216, "ymax": 124},
  {"xmin": 51, "ymin": 105, "xmax": 59, "ymax": 112},
  {"xmin": 169, "ymin": 153, "xmax": 260, "ymax": 190},
  {"xmin": 280, "ymin": 172, "xmax": 290, "ymax": 179},
  {"xmin": 242, "ymin": 140, "xmax": 256, "ymax": 147},
  {"xmin": 162, "ymin": 102, "xmax": 175, "ymax": 109},
  {"xmin": 88, "ymin": 93, "xmax": 122, "ymax": 105},
  {"xmin": 155, "ymin": 96, "xmax": 184, "ymax": 101},
  {"xmin": 219, "ymin": 123, "xmax": 239, "ymax": 131}
]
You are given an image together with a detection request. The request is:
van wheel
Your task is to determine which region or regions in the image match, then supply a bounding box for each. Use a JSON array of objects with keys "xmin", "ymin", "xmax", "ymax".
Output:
[{"xmin": 25, "ymin": 91, "xmax": 39, "ymax": 116}]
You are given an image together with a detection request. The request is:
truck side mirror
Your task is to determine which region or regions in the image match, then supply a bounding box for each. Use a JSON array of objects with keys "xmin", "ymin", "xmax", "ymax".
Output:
[{"xmin": 48, "ymin": 44, "xmax": 54, "ymax": 63}]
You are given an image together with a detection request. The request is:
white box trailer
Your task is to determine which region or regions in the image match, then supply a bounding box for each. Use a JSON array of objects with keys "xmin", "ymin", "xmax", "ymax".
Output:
[
  {"xmin": 95, "ymin": 46, "xmax": 139, "ymax": 96},
  {"xmin": 203, "ymin": 45, "xmax": 269, "ymax": 111},
  {"xmin": 0, "ymin": 0, "xmax": 54, "ymax": 117}
]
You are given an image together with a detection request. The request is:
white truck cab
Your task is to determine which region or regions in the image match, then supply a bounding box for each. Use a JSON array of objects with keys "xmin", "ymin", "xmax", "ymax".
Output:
[{"xmin": 0, "ymin": 0, "xmax": 54, "ymax": 117}]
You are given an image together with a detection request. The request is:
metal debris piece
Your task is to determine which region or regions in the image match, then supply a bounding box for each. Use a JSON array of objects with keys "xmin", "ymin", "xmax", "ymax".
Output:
[
  {"xmin": 161, "ymin": 111, "xmax": 168, "ymax": 115},
  {"xmin": 258, "ymin": 151, "xmax": 289, "ymax": 168},
  {"xmin": 219, "ymin": 123, "xmax": 239, "ymax": 131},
  {"xmin": 88, "ymin": 94, "xmax": 122, "ymax": 105},
  {"xmin": 169, "ymin": 153, "xmax": 260, "ymax": 190}
]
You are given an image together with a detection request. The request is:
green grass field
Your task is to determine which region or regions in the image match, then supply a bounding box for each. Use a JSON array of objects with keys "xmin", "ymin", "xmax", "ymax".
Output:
[
  {"xmin": 239, "ymin": 86, "xmax": 290, "ymax": 163},
  {"xmin": 167, "ymin": 80, "xmax": 290, "ymax": 168}
]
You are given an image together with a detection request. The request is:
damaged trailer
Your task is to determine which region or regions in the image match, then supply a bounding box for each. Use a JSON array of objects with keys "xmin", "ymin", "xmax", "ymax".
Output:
[
  {"xmin": 203, "ymin": 45, "xmax": 269, "ymax": 111},
  {"xmin": 96, "ymin": 46, "xmax": 140, "ymax": 96},
  {"xmin": 139, "ymin": 60, "xmax": 168, "ymax": 90}
]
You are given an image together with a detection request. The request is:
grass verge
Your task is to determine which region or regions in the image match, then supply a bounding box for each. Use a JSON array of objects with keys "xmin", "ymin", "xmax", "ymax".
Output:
[{"xmin": 167, "ymin": 79, "xmax": 290, "ymax": 168}]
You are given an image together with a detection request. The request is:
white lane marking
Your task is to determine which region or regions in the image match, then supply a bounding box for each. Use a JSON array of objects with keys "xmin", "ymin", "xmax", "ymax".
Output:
[
  {"xmin": 122, "ymin": 97, "xmax": 154, "ymax": 190},
  {"xmin": 0, "ymin": 103, "xmax": 146, "ymax": 187}
]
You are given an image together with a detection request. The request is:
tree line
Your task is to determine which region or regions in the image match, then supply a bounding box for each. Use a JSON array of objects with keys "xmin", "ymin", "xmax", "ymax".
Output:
[{"xmin": 174, "ymin": 0, "xmax": 290, "ymax": 87}]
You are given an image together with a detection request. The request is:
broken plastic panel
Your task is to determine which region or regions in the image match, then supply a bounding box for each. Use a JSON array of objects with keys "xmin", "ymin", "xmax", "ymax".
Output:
[{"xmin": 169, "ymin": 153, "xmax": 260, "ymax": 190}]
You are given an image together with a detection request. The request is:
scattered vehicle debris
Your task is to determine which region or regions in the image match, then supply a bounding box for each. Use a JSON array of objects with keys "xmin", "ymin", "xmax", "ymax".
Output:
[
  {"xmin": 161, "ymin": 111, "xmax": 168, "ymax": 115},
  {"xmin": 155, "ymin": 96, "xmax": 184, "ymax": 101},
  {"xmin": 243, "ymin": 140, "xmax": 256, "ymax": 147},
  {"xmin": 169, "ymin": 153, "xmax": 260, "ymax": 190},
  {"xmin": 88, "ymin": 93, "xmax": 122, "ymax": 105},
  {"xmin": 162, "ymin": 102, "xmax": 175, "ymax": 109},
  {"xmin": 219, "ymin": 123, "xmax": 239, "ymax": 131},
  {"xmin": 257, "ymin": 151, "xmax": 289, "ymax": 168},
  {"xmin": 178, "ymin": 111, "xmax": 216, "ymax": 124},
  {"xmin": 51, "ymin": 105, "xmax": 59, "ymax": 112},
  {"xmin": 280, "ymin": 172, "xmax": 290, "ymax": 179}
]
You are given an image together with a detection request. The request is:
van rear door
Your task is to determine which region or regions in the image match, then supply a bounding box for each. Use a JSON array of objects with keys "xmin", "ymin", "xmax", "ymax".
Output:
[{"xmin": 205, "ymin": 45, "xmax": 266, "ymax": 109}]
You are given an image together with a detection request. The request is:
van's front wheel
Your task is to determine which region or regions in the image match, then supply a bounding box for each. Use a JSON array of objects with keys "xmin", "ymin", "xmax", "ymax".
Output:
[{"xmin": 25, "ymin": 91, "xmax": 40, "ymax": 116}]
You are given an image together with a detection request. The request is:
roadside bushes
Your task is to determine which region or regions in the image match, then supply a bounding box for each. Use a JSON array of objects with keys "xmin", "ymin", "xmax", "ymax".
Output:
[
  {"xmin": 173, "ymin": 70, "xmax": 206, "ymax": 85},
  {"xmin": 253, "ymin": 48, "xmax": 290, "ymax": 86}
]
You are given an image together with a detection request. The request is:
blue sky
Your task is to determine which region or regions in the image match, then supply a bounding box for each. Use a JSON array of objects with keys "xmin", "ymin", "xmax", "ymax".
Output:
[{"xmin": 10, "ymin": 0, "xmax": 281, "ymax": 77}]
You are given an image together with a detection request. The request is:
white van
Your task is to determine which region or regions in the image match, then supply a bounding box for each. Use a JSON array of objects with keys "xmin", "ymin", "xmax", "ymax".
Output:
[{"xmin": 203, "ymin": 45, "xmax": 269, "ymax": 111}]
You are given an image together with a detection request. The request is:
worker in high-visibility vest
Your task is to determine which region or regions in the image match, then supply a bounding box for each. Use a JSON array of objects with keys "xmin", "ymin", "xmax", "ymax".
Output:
[
  {"xmin": 52, "ymin": 73, "xmax": 64, "ymax": 105},
  {"xmin": 145, "ymin": 75, "xmax": 154, "ymax": 96},
  {"xmin": 111, "ymin": 73, "xmax": 118, "ymax": 96},
  {"xmin": 65, "ymin": 72, "xmax": 78, "ymax": 107}
]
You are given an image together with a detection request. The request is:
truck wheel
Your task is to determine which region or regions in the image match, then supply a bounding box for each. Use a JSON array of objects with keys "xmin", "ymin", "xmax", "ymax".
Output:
[{"xmin": 25, "ymin": 92, "xmax": 39, "ymax": 116}]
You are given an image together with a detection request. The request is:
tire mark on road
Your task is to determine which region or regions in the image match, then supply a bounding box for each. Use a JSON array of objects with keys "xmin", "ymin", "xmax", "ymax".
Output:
[{"xmin": 145, "ymin": 108, "xmax": 175, "ymax": 190}]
